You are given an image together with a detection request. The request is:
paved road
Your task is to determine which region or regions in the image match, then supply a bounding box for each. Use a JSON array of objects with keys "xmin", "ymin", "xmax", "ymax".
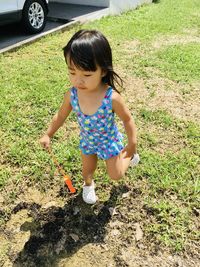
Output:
[
  {"xmin": 0, "ymin": 3, "xmax": 105, "ymax": 51},
  {"xmin": 0, "ymin": 19, "xmax": 68, "ymax": 50}
]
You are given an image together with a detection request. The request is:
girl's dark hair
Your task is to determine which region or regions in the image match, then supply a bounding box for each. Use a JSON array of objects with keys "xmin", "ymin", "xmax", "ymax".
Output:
[{"xmin": 63, "ymin": 29, "xmax": 123, "ymax": 92}]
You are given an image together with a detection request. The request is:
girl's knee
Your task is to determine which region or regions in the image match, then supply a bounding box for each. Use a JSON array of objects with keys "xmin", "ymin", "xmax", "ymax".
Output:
[{"xmin": 106, "ymin": 155, "xmax": 125, "ymax": 181}]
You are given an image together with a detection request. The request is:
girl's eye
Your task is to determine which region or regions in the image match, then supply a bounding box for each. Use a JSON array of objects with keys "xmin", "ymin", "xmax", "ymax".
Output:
[
  {"xmin": 84, "ymin": 74, "xmax": 92, "ymax": 77},
  {"xmin": 70, "ymin": 72, "xmax": 75, "ymax": 75}
]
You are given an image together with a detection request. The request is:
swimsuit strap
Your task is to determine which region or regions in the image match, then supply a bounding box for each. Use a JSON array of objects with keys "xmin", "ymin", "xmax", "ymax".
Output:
[
  {"xmin": 70, "ymin": 87, "xmax": 79, "ymax": 112},
  {"xmin": 103, "ymin": 86, "xmax": 113, "ymax": 110}
]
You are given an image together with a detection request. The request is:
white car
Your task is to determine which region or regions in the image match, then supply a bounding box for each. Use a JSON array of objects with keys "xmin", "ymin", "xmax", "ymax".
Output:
[{"xmin": 0, "ymin": 0, "xmax": 49, "ymax": 33}]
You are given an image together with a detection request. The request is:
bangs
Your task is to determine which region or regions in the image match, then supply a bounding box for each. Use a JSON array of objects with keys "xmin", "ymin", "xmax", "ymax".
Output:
[{"xmin": 67, "ymin": 41, "xmax": 97, "ymax": 71}]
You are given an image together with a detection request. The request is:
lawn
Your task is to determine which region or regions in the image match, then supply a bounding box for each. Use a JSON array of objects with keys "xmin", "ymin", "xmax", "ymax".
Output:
[{"xmin": 0, "ymin": 0, "xmax": 199, "ymax": 266}]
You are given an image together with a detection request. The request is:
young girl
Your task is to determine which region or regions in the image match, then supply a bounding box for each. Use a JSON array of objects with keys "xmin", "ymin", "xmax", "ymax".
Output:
[{"xmin": 40, "ymin": 29, "xmax": 140, "ymax": 204}]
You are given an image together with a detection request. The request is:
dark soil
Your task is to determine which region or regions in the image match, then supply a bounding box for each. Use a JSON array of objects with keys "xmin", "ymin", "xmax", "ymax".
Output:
[{"xmin": 1, "ymin": 183, "xmax": 199, "ymax": 267}]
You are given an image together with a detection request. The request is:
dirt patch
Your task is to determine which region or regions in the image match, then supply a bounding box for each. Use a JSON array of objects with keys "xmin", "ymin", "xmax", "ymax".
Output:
[
  {"xmin": 0, "ymin": 185, "xmax": 126, "ymax": 266},
  {"xmin": 122, "ymin": 40, "xmax": 142, "ymax": 52},
  {"xmin": 58, "ymin": 243, "xmax": 116, "ymax": 267},
  {"xmin": 152, "ymin": 34, "xmax": 200, "ymax": 49},
  {"xmin": 1, "ymin": 183, "xmax": 199, "ymax": 267},
  {"xmin": 118, "ymin": 67, "xmax": 200, "ymax": 123},
  {"xmin": 144, "ymin": 76, "xmax": 200, "ymax": 123}
]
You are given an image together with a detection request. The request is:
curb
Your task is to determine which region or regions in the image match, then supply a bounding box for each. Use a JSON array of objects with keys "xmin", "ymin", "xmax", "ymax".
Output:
[{"xmin": 0, "ymin": 20, "xmax": 78, "ymax": 54}]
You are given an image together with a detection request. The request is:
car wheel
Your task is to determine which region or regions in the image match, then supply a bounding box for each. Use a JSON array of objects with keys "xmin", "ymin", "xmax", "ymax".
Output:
[{"xmin": 22, "ymin": 0, "xmax": 47, "ymax": 33}]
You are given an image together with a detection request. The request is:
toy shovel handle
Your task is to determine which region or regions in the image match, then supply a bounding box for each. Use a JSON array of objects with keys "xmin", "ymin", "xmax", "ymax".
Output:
[
  {"xmin": 64, "ymin": 176, "xmax": 76, "ymax": 193},
  {"xmin": 47, "ymin": 147, "xmax": 76, "ymax": 194}
]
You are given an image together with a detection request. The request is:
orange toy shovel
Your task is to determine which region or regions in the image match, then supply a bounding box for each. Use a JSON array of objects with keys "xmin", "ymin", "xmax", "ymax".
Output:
[{"xmin": 48, "ymin": 147, "xmax": 76, "ymax": 194}]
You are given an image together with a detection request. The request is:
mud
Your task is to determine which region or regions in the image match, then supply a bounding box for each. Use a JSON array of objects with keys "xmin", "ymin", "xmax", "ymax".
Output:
[{"xmin": 1, "ymin": 183, "xmax": 199, "ymax": 267}]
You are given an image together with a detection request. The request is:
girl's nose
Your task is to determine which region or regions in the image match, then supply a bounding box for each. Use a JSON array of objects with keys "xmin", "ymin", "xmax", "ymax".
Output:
[{"xmin": 75, "ymin": 77, "xmax": 84, "ymax": 86}]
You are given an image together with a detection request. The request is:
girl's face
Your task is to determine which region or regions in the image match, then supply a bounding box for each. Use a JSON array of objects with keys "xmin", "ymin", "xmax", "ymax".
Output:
[{"xmin": 67, "ymin": 60, "xmax": 105, "ymax": 92}]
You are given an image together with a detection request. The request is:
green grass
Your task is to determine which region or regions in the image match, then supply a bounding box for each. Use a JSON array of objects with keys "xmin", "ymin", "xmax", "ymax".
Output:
[
  {"xmin": 139, "ymin": 108, "xmax": 174, "ymax": 127},
  {"xmin": 0, "ymin": 0, "xmax": 200, "ymax": 253},
  {"xmin": 134, "ymin": 43, "xmax": 200, "ymax": 82},
  {"xmin": 145, "ymin": 199, "xmax": 191, "ymax": 251},
  {"xmin": 89, "ymin": 0, "xmax": 200, "ymax": 42}
]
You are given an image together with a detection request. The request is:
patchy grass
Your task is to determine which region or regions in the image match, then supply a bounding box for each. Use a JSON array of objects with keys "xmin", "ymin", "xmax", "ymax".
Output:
[
  {"xmin": 139, "ymin": 43, "xmax": 200, "ymax": 82},
  {"xmin": 0, "ymin": 0, "xmax": 199, "ymax": 263}
]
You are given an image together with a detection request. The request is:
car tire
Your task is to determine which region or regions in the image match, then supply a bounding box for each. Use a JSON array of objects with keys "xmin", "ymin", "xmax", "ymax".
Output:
[{"xmin": 22, "ymin": 0, "xmax": 47, "ymax": 34}]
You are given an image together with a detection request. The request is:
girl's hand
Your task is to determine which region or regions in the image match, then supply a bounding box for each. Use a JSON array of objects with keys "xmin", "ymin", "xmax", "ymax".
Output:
[
  {"xmin": 122, "ymin": 144, "xmax": 136, "ymax": 158},
  {"xmin": 39, "ymin": 134, "xmax": 51, "ymax": 150}
]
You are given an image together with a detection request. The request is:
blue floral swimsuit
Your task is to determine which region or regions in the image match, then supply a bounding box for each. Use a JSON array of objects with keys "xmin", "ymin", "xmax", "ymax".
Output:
[{"xmin": 70, "ymin": 87, "xmax": 124, "ymax": 160}]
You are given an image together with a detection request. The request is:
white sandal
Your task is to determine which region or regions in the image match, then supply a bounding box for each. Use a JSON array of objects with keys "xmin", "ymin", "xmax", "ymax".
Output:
[
  {"xmin": 82, "ymin": 181, "xmax": 97, "ymax": 204},
  {"xmin": 130, "ymin": 153, "xmax": 140, "ymax": 167}
]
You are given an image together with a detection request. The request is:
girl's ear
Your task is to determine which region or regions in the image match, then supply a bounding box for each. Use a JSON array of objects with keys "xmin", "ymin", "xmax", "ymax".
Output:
[{"xmin": 101, "ymin": 69, "xmax": 107, "ymax": 78}]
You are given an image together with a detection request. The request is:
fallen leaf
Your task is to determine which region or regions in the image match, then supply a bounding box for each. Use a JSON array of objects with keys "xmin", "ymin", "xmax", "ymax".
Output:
[
  {"xmin": 111, "ymin": 229, "xmax": 120, "ymax": 236},
  {"xmin": 109, "ymin": 207, "xmax": 118, "ymax": 216},
  {"xmin": 100, "ymin": 244, "xmax": 109, "ymax": 251},
  {"xmin": 42, "ymin": 201, "xmax": 57, "ymax": 209},
  {"xmin": 109, "ymin": 221, "xmax": 124, "ymax": 228},
  {"xmin": 122, "ymin": 192, "xmax": 131, "ymax": 198},
  {"xmin": 135, "ymin": 223, "xmax": 143, "ymax": 241},
  {"xmin": 69, "ymin": 233, "xmax": 79, "ymax": 242},
  {"xmin": 73, "ymin": 206, "xmax": 80, "ymax": 215},
  {"xmin": 0, "ymin": 195, "xmax": 4, "ymax": 204}
]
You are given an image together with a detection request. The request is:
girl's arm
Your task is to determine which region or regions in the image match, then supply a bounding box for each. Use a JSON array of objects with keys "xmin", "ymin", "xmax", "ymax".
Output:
[
  {"xmin": 112, "ymin": 91, "xmax": 137, "ymax": 157},
  {"xmin": 40, "ymin": 90, "xmax": 72, "ymax": 148}
]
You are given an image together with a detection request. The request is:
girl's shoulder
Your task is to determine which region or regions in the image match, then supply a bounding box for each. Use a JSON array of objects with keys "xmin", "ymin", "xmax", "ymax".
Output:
[
  {"xmin": 112, "ymin": 89, "xmax": 127, "ymax": 112},
  {"xmin": 63, "ymin": 89, "xmax": 72, "ymax": 103},
  {"xmin": 111, "ymin": 89, "xmax": 121, "ymax": 102},
  {"xmin": 62, "ymin": 88, "xmax": 76, "ymax": 106},
  {"xmin": 64, "ymin": 88, "xmax": 74, "ymax": 97}
]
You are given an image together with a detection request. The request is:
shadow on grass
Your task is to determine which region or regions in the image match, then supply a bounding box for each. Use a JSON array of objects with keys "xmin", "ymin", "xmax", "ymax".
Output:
[{"xmin": 13, "ymin": 184, "xmax": 129, "ymax": 267}]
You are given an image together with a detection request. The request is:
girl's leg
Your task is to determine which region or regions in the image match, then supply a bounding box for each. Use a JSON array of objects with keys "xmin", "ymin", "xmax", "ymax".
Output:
[
  {"xmin": 81, "ymin": 152, "xmax": 98, "ymax": 185},
  {"xmin": 81, "ymin": 152, "xmax": 98, "ymax": 204},
  {"xmin": 105, "ymin": 151, "xmax": 131, "ymax": 181}
]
